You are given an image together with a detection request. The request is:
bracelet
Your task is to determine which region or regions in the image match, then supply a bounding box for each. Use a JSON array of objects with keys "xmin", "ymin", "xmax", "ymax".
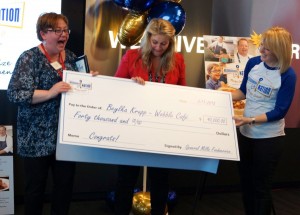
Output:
[{"xmin": 249, "ymin": 117, "xmax": 256, "ymax": 125}]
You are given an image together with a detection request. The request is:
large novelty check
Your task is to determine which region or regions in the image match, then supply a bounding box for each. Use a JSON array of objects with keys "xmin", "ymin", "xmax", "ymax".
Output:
[{"xmin": 58, "ymin": 71, "xmax": 239, "ymax": 161}]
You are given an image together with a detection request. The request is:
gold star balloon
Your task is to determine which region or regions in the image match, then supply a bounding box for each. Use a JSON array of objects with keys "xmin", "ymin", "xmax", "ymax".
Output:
[{"xmin": 250, "ymin": 30, "xmax": 262, "ymax": 48}]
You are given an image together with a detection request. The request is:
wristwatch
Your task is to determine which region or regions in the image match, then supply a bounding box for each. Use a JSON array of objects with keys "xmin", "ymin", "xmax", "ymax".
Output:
[{"xmin": 249, "ymin": 117, "xmax": 256, "ymax": 125}]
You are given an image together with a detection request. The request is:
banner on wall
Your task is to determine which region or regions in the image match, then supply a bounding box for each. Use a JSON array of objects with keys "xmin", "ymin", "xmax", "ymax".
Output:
[
  {"xmin": 203, "ymin": 35, "xmax": 260, "ymax": 117},
  {"xmin": 203, "ymin": 35, "xmax": 260, "ymax": 90},
  {"xmin": 0, "ymin": 0, "xmax": 61, "ymax": 90},
  {"xmin": 0, "ymin": 125, "xmax": 14, "ymax": 215}
]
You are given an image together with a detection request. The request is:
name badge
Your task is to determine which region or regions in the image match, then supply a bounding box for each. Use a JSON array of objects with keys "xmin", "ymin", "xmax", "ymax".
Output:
[{"xmin": 51, "ymin": 61, "xmax": 62, "ymax": 70}]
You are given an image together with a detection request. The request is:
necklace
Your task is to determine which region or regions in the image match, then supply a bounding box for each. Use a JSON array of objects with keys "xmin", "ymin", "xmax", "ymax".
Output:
[
  {"xmin": 40, "ymin": 43, "xmax": 65, "ymax": 78},
  {"xmin": 148, "ymin": 59, "xmax": 166, "ymax": 83},
  {"xmin": 148, "ymin": 71, "xmax": 165, "ymax": 83}
]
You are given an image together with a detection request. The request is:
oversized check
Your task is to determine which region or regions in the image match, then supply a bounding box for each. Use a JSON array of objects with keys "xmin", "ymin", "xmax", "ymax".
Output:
[{"xmin": 58, "ymin": 71, "xmax": 239, "ymax": 161}]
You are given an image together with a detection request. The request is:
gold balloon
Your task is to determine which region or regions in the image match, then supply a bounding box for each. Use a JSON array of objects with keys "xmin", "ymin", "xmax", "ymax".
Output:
[
  {"xmin": 87, "ymin": 1, "xmax": 128, "ymax": 49},
  {"xmin": 132, "ymin": 192, "xmax": 151, "ymax": 215},
  {"xmin": 132, "ymin": 191, "xmax": 168, "ymax": 215},
  {"xmin": 118, "ymin": 12, "xmax": 148, "ymax": 47}
]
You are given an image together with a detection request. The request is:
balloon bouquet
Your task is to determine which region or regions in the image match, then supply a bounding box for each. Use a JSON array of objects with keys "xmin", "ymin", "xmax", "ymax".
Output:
[
  {"xmin": 113, "ymin": 0, "xmax": 186, "ymax": 47},
  {"xmin": 106, "ymin": 1, "xmax": 186, "ymax": 214}
]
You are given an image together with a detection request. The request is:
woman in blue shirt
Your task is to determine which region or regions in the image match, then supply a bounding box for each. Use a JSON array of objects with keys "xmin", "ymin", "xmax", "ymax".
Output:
[{"xmin": 231, "ymin": 27, "xmax": 296, "ymax": 215}]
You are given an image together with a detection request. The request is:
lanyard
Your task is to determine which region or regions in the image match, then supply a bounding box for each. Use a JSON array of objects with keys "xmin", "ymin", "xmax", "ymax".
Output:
[
  {"xmin": 236, "ymin": 53, "xmax": 249, "ymax": 63},
  {"xmin": 40, "ymin": 43, "xmax": 65, "ymax": 78}
]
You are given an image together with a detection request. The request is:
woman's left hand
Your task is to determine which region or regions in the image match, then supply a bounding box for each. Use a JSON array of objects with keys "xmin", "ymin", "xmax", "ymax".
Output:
[
  {"xmin": 232, "ymin": 116, "xmax": 252, "ymax": 127},
  {"xmin": 131, "ymin": 76, "xmax": 145, "ymax": 85},
  {"xmin": 90, "ymin": 70, "xmax": 100, "ymax": 76}
]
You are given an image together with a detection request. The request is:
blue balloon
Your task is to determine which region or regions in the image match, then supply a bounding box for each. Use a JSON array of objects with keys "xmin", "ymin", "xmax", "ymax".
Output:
[
  {"xmin": 113, "ymin": 0, "xmax": 155, "ymax": 12},
  {"xmin": 133, "ymin": 188, "xmax": 142, "ymax": 193},
  {"xmin": 148, "ymin": 1, "xmax": 186, "ymax": 35},
  {"xmin": 167, "ymin": 190, "xmax": 178, "ymax": 211},
  {"xmin": 112, "ymin": 0, "xmax": 125, "ymax": 8}
]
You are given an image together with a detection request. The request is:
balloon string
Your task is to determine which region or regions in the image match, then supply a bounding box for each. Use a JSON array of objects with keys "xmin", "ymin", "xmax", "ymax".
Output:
[{"xmin": 143, "ymin": 166, "xmax": 147, "ymax": 192}]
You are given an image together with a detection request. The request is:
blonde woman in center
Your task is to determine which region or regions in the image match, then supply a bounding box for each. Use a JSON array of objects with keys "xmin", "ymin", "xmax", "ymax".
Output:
[{"xmin": 114, "ymin": 18, "xmax": 186, "ymax": 215}]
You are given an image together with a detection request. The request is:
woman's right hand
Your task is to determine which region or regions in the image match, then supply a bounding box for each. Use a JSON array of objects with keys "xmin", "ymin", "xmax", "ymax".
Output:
[
  {"xmin": 48, "ymin": 81, "xmax": 71, "ymax": 98},
  {"xmin": 31, "ymin": 81, "xmax": 71, "ymax": 104},
  {"xmin": 131, "ymin": 76, "xmax": 145, "ymax": 85}
]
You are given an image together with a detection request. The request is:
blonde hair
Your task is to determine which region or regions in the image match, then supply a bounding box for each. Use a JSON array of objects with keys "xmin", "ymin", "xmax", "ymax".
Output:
[
  {"xmin": 262, "ymin": 26, "xmax": 292, "ymax": 73},
  {"xmin": 139, "ymin": 18, "xmax": 176, "ymax": 75}
]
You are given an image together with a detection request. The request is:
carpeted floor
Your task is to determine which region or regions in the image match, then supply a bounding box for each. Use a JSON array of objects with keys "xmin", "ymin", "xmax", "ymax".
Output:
[{"xmin": 14, "ymin": 187, "xmax": 300, "ymax": 215}]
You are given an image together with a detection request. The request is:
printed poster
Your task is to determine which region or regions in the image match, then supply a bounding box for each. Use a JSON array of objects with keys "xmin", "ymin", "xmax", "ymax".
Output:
[
  {"xmin": 203, "ymin": 35, "xmax": 260, "ymax": 116},
  {"xmin": 0, "ymin": 125, "xmax": 14, "ymax": 215}
]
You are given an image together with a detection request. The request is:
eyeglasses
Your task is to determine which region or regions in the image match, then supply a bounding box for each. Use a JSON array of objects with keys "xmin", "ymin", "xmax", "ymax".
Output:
[
  {"xmin": 258, "ymin": 43, "xmax": 271, "ymax": 52},
  {"xmin": 212, "ymin": 70, "xmax": 221, "ymax": 73},
  {"xmin": 47, "ymin": 29, "xmax": 71, "ymax": 35}
]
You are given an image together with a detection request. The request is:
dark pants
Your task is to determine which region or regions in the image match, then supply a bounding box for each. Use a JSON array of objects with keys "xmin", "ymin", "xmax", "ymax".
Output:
[
  {"xmin": 23, "ymin": 155, "xmax": 76, "ymax": 215},
  {"xmin": 237, "ymin": 130, "xmax": 284, "ymax": 215},
  {"xmin": 114, "ymin": 165, "xmax": 169, "ymax": 215}
]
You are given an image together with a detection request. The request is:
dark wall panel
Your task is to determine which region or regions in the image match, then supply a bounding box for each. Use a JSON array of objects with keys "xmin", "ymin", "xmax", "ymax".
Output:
[{"xmin": 62, "ymin": 0, "xmax": 86, "ymax": 56}]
